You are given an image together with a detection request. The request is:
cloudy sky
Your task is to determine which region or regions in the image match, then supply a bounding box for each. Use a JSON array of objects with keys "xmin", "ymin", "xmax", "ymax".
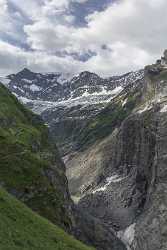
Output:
[{"xmin": 0, "ymin": 0, "xmax": 166, "ymax": 77}]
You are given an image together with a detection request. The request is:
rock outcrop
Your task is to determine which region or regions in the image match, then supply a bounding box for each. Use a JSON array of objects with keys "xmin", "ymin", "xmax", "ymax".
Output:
[{"xmin": 66, "ymin": 52, "xmax": 167, "ymax": 249}]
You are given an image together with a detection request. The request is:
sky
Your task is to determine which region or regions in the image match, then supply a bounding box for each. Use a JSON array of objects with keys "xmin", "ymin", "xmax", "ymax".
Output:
[{"xmin": 0, "ymin": 0, "xmax": 166, "ymax": 77}]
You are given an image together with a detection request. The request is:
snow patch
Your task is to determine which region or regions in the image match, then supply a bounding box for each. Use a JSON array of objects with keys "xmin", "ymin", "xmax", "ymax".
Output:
[
  {"xmin": 12, "ymin": 93, "xmax": 33, "ymax": 104},
  {"xmin": 117, "ymin": 223, "xmax": 136, "ymax": 250},
  {"xmin": 22, "ymin": 79, "xmax": 33, "ymax": 84},
  {"xmin": 93, "ymin": 174, "xmax": 124, "ymax": 194},
  {"xmin": 111, "ymin": 86, "xmax": 123, "ymax": 95},
  {"xmin": 18, "ymin": 87, "xmax": 25, "ymax": 93},
  {"xmin": 137, "ymin": 104, "xmax": 152, "ymax": 114},
  {"xmin": 122, "ymin": 98, "xmax": 128, "ymax": 107},
  {"xmin": 19, "ymin": 96, "xmax": 33, "ymax": 104},
  {"xmin": 160, "ymin": 104, "xmax": 167, "ymax": 113},
  {"xmin": 29, "ymin": 84, "xmax": 41, "ymax": 92},
  {"xmin": 81, "ymin": 86, "xmax": 123, "ymax": 98},
  {"xmin": 58, "ymin": 74, "xmax": 68, "ymax": 84}
]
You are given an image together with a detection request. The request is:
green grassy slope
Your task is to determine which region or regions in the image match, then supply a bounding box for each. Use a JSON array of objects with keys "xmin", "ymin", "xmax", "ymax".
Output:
[
  {"xmin": 76, "ymin": 81, "xmax": 143, "ymax": 150},
  {"xmin": 0, "ymin": 83, "xmax": 71, "ymax": 229},
  {"xmin": 0, "ymin": 187, "xmax": 94, "ymax": 250}
]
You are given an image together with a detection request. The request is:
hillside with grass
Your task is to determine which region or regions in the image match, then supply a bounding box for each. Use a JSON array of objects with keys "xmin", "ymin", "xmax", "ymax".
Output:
[
  {"xmin": 0, "ymin": 82, "xmax": 72, "ymax": 230},
  {"xmin": 0, "ymin": 187, "xmax": 94, "ymax": 250},
  {"xmin": 74, "ymin": 76, "xmax": 144, "ymax": 151}
]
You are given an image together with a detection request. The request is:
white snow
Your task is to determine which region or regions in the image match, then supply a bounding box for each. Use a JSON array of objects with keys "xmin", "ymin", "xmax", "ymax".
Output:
[
  {"xmin": 58, "ymin": 75, "xmax": 68, "ymax": 84},
  {"xmin": 29, "ymin": 84, "xmax": 41, "ymax": 92},
  {"xmin": 81, "ymin": 86, "xmax": 123, "ymax": 98},
  {"xmin": 122, "ymin": 98, "xmax": 128, "ymax": 107},
  {"xmin": 19, "ymin": 96, "xmax": 33, "ymax": 104},
  {"xmin": 22, "ymin": 79, "xmax": 33, "ymax": 84},
  {"xmin": 111, "ymin": 86, "xmax": 123, "ymax": 95},
  {"xmin": 12, "ymin": 93, "xmax": 33, "ymax": 105},
  {"xmin": 106, "ymin": 175, "xmax": 125, "ymax": 183},
  {"xmin": 160, "ymin": 104, "xmax": 167, "ymax": 113},
  {"xmin": 117, "ymin": 223, "xmax": 136, "ymax": 250},
  {"xmin": 137, "ymin": 104, "xmax": 152, "ymax": 114},
  {"xmin": 2, "ymin": 69, "xmax": 143, "ymax": 116},
  {"xmin": 57, "ymin": 72, "xmax": 73, "ymax": 84},
  {"xmin": 23, "ymin": 84, "xmax": 29, "ymax": 89},
  {"xmin": 137, "ymin": 96, "xmax": 167, "ymax": 114},
  {"xmin": 31, "ymin": 101, "xmax": 56, "ymax": 114},
  {"xmin": 93, "ymin": 174, "xmax": 125, "ymax": 194},
  {"xmin": 18, "ymin": 87, "xmax": 25, "ymax": 93}
]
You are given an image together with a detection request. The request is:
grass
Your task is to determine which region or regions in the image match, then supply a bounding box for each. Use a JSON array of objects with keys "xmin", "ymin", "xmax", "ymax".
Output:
[
  {"xmin": 0, "ymin": 187, "xmax": 94, "ymax": 250},
  {"xmin": 0, "ymin": 83, "xmax": 72, "ymax": 229},
  {"xmin": 76, "ymin": 92, "xmax": 139, "ymax": 150}
]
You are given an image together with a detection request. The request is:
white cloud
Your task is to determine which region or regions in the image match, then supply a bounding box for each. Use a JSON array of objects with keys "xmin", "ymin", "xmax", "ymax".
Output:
[
  {"xmin": 9, "ymin": 0, "xmax": 44, "ymax": 20},
  {"xmin": 0, "ymin": 41, "xmax": 27, "ymax": 75},
  {"xmin": 0, "ymin": 40, "xmax": 84, "ymax": 76},
  {"xmin": 0, "ymin": 0, "xmax": 166, "ymax": 76},
  {"xmin": 85, "ymin": 43, "xmax": 155, "ymax": 76},
  {"xmin": 0, "ymin": 0, "xmax": 12, "ymax": 32}
]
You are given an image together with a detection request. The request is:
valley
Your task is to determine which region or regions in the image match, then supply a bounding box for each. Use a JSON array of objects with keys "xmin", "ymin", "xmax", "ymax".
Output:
[{"xmin": 1, "ymin": 50, "xmax": 167, "ymax": 250}]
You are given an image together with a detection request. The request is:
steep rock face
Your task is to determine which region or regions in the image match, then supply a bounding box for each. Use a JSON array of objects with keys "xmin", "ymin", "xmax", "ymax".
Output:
[
  {"xmin": 66, "ymin": 55, "xmax": 167, "ymax": 249},
  {"xmin": 131, "ymin": 112, "xmax": 167, "ymax": 250},
  {"xmin": 73, "ymin": 207, "xmax": 126, "ymax": 250},
  {"xmin": 66, "ymin": 75, "xmax": 145, "ymax": 199},
  {"xmin": 76, "ymin": 111, "xmax": 156, "ymax": 230}
]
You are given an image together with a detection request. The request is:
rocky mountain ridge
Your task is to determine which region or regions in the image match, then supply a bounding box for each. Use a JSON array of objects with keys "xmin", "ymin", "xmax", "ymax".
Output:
[
  {"xmin": 66, "ymin": 50, "xmax": 167, "ymax": 250},
  {"xmin": 4, "ymin": 68, "xmax": 144, "ymax": 107},
  {"xmin": 1, "ymin": 68, "xmax": 144, "ymax": 155}
]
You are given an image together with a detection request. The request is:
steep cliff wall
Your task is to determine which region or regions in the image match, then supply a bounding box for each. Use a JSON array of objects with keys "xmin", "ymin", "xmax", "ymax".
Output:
[{"xmin": 66, "ymin": 59, "xmax": 167, "ymax": 249}]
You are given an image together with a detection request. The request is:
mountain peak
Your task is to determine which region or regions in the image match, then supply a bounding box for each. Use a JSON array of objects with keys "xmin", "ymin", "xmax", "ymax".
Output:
[
  {"xmin": 20, "ymin": 67, "xmax": 34, "ymax": 74},
  {"xmin": 16, "ymin": 68, "xmax": 36, "ymax": 80},
  {"xmin": 79, "ymin": 71, "xmax": 99, "ymax": 78}
]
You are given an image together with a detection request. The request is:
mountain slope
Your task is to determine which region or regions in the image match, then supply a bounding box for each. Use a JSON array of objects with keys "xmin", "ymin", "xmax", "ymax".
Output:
[
  {"xmin": 0, "ymin": 81, "xmax": 126, "ymax": 250},
  {"xmin": 2, "ymin": 68, "xmax": 144, "ymax": 155},
  {"xmin": 66, "ymin": 52, "xmax": 167, "ymax": 250},
  {"xmin": 0, "ymin": 82, "xmax": 72, "ymax": 230},
  {"xmin": 0, "ymin": 187, "xmax": 94, "ymax": 250}
]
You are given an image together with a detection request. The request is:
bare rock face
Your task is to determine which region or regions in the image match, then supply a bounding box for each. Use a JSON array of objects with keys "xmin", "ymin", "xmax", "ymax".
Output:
[
  {"xmin": 163, "ymin": 49, "xmax": 167, "ymax": 61},
  {"xmin": 73, "ymin": 207, "xmax": 127, "ymax": 250},
  {"xmin": 66, "ymin": 53, "xmax": 167, "ymax": 250},
  {"xmin": 69, "ymin": 110, "xmax": 157, "ymax": 231},
  {"xmin": 131, "ymin": 111, "xmax": 167, "ymax": 250}
]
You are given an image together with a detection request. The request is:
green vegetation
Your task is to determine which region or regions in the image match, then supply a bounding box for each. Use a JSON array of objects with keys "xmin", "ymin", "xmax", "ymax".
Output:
[
  {"xmin": 145, "ymin": 64, "xmax": 167, "ymax": 81},
  {"xmin": 76, "ymin": 63, "xmax": 165, "ymax": 151},
  {"xmin": 155, "ymin": 69, "xmax": 167, "ymax": 81},
  {"xmin": 0, "ymin": 187, "xmax": 94, "ymax": 250},
  {"xmin": 0, "ymin": 83, "xmax": 71, "ymax": 229},
  {"xmin": 76, "ymin": 91, "xmax": 140, "ymax": 150}
]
